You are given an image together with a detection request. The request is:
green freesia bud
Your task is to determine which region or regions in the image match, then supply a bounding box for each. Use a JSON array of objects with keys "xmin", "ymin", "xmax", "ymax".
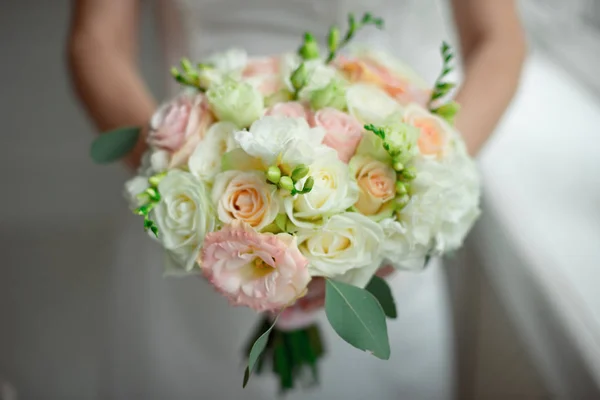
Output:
[
  {"xmin": 394, "ymin": 194, "xmax": 410, "ymax": 210},
  {"xmin": 302, "ymin": 176, "xmax": 315, "ymax": 192},
  {"xmin": 290, "ymin": 63, "xmax": 308, "ymax": 92},
  {"xmin": 310, "ymin": 79, "xmax": 347, "ymax": 111},
  {"xmin": 402, "ymin": 166, "xmax": 417, "ymax": 181},
  {"xmin": 395, "ymin": 181, "xmax": 407, "ymax": 195},
  {"xmin": 148, "ymin": 172, "xmax": 166, "ymax": 187},
  {"xmin": 432, "ymin": 101, "xmax": 460, "ymax": 125},
  {"xmin": 328, "ymin": 26, "xmax": 340, "ymax": 52},
  {"xmin": 291, "ymin": 164, "xmax": 309, "ymax": 182},
  {"xmin": 383, "ymin": 121, "xmax": 419, "ymax": 164},
  {"xmin": 279, "ymin": 176, "xmax": 295, "ymax": 191},
  {"xmin": 145, "ymin": 187, "xmax": 160, "ymax": 202},
  {"xmin": 136, "ymin": 192, "xmax": 151, "ymax": 204},
  {"xmin": 348, "ymin": 13, "xmax": 357, "ymax": 36},
  {"xmin": 298, "ymin": 33, "xmax": 320, "ymax": 60},
  {"xmin": 180, "ymin": 58, "xmax": 194, "ymax": 74},
  {"xmin": 267, "ymin": 165, "xmax": 282, "ymax": 184},
  {"xmin": 393, "ymin": 160, "xmax": 404, "ymax": 172}
]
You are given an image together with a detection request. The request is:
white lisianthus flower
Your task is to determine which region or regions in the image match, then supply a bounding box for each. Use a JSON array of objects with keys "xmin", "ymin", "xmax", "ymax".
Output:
[
  {"xmin": 211, "ymin": 170, "xmax": 281, "ymax": 231},
  {"xmin": 235, "ymin": 116, "xmax": 325, "ymax": 172},
  {"xmin": 188, "ymin": 122, "xmax": 238, "ymax": 181},
  {"xmin": 123, "ymin": 176, "xmax": 149, "ymax": 210},
  {"xmin": 379, "ymin": 218, "xmax": 428, "ymax": 270},
  {"xmin": 284, "ymin": 149, "xmax": 359, "ymax": 228},
  {"xmin": 206, "ymin": 79, "xmax": 264, "ymax": 128},
  {"xmin": 296, "ymin": 212, "xmax": 383, "ymax": 284},
  {"xmin": 153, "ymin": 170, "xmax": 217, "ymax": 272},
  {"xmin": 206, "ymin": 48, "xmax": 248, "ymax": 74},
  {"xmin": 346, "ymin": 83, "xmax": 403, "ymax": 125},
  {"xmin": 397, "ymin": 147, "xmax": 480, "ymax": 257}
]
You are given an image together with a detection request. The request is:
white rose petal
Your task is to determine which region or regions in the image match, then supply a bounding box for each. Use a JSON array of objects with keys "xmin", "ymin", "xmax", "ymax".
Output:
[
  {"xmin": 123, "ymin": 176, "xmax": 149, "ymax": 210},
  {"xmin": 207, "ymin": 48, "xmax": 248, "ymax": 75},
  {"xmin": 235, "ymin": 116, "xmax": 326, "ymax": 168},
  {"xmin": 284, "ymin": 149, "xmax": 359, "ymax": 228},
  {"xmin": 188, "ymin": 121, "xmax": 238, "ymax": 181},
  {"xmin": 150, "ymin": 150, "xmax": 170, "ymax": 172},
  {"xmin": 154, "ymin": 170, "xmax": 217, "ymax": 272},
  {"xmin": 297, "ymin": 212, "xmax": 383, "ymax": 282},
  {"xmin": 346, "ymin": 83, "xmax": 402, "ymax": 125}
]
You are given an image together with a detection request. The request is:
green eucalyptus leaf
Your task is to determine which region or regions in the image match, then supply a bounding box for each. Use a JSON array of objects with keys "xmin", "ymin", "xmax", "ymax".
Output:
[
  {"xmin": 365, "ymin": 276, "xmax": 397, "ymax": 319},
  {"xmin": 243, "ymin": 313, "xmax": 280, "ymax": 388},
  {"xmin": 324, "ymin": 279, "xmax": 391, "ymax": 360},
  {"xmin": 90, "ymin": 126, "xmax": 141, "ymax": 164}
]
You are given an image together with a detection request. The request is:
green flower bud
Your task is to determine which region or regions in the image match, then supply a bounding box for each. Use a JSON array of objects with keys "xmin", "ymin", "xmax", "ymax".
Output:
[
  {"xmin": 180, "ymin": 58, "xmax": 193, "ymax": 73},
  {"xmin": 402, "ymin": 166, "xmax": 417, "ymax": 181},
  {"xmin": 291, "ymin": 164, "xmax": 309, "ymax": 182},
  {"xmin": 298, "ymin": 33, "xmax": 320, "ymax": 60},
  {"xmin": 328, "ymin": 26, "xmax": 340, "ymax": 52},
  {"xmin": 395, "ymin": 181, "xmax": 407, "ymax": 195},
  {"xmin": 148, "ymin": 172, "xmax": 166, "ymax": 187},
  {"xmin": 145, "ymin": 187, "xmax": 161, "ymax": 202},
  {"xmin": 302, "ymin": 176, "xmax": 315, "ymax": 192},
  {"xmin": 394, "ymin": 194, "xmax": 410, "ymax": 210},
  {"xmin": 290, "ymin": 63, "xmax": 308, "ymax": 92},
  {"xmin": 393, "ymin": 160, "xmax": 404, "ymax": 172},
  {"xmin": 136, "ymin": 192, "xmax": 151, "ymax": 204},
  {"xmin": 432, "ymin": 101, "xmax": 460, "ymax": 125},
  {"xmin": 267, "ymin": 165, "xmax": 282, "ymax": 184},
  {"xmin": 310, "ymin": 80, "xmax": 347, "ymax": 111},
  {"xmin": 279, "ymin": 176, "xmax": 295, "ymax": 191},
  {"xmin": 383, "ymin": 121, "xmax": 419, "ymax": 164}
]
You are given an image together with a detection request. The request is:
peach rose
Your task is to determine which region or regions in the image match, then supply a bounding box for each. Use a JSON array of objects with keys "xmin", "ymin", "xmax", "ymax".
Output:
[
  {"xmin": 310, "ymin": 108, "xmax": 363, "ymax": 163},
  {"xmin": 243, "ymin": 56, "xmax": 284, "ymax": 96},
  {"xmin": 200, "ymin": 221, "xmax": 311, "ymax": 312},
  {"xmin": 264, "ymin": 101, "xmax": 311, "ymax": 121},
  {"xmin": 211, "ymin": 170, "xmax": 280, "ymax": 231},
  {"xmin": 350, "ymin": 155, "xmax": 397, "ymax": 218},
  {"xmin": 404, "ymin": 104, "xmax": 450, "ymax": 158},
  {"xmin": 148, "ymin": 93, "xmax": 214, "ymax": 168},
  {"xmin": 337, "ymin": 55, "xmax": 430, "ymax": 108}
]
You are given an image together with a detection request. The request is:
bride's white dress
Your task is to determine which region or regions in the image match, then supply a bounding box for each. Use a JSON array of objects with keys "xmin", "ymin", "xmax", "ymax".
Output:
[{"xmin": 106, "ymin": 1, "xmax": 455, "ymax": 399}]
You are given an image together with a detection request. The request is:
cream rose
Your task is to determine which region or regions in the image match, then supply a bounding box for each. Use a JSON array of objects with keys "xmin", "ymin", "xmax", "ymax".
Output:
[
  {"xmin": 349, "ymin": 155, "xmax": 397, "ymax": 220},
  {"xmin": 153, "ymin": 170, "xmax": 217, "ymax": 271},
  {"xmin": 284, "ymin": 149, "xmax": 359, "ymax": 229},
  {"xmin": 346, "ymin": 83, "xmax": 402, "ymax": 125},
  {"xmin": 296, "ymin": 212, "xmax": 383, "ymax": 282},
  {"xmin": 212, "ymin": 170, "xmax": 280, "ymax": 231},
  {"xmin": 206, "ymin": 79, "xmax": 264, "ymax": 128}
]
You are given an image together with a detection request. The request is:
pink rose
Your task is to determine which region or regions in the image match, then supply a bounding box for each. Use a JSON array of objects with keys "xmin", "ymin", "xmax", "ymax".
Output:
[
  {"xmin": 264, "ymin": 101, "xmax": 310, "ymax": 121},
  {"xmin": 310, "ymin": 108, "xmax": 363, "ymax": 163},
  {"xmin": 243, "ymin": 57, "xmax": 284, "ymax": 96},
  {"xmin": 242, "ymin": 56, "xmax": 280, "ymax": 78},
  {"xmin": 200, "ymin": 221, "xmax": 311, "ymax": 312},
  {"xmin": 148, "ymin": 94, "xmax": 214, "ymax": 168}
]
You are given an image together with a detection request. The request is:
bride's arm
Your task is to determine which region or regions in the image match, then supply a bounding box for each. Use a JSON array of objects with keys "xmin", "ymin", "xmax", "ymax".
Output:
[
  {"xmin": 451, "ymin": 0, "xmax": 527, "ymax": 156},
  {"xmin": 67, "ymin": 0, "xmax": 155, "ymax": 169}
]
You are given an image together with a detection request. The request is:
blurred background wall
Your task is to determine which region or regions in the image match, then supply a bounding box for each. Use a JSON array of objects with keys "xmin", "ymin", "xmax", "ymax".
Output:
[{"xmin": 1, "ymin": 0, "xmax": 599, "ymax": 399}]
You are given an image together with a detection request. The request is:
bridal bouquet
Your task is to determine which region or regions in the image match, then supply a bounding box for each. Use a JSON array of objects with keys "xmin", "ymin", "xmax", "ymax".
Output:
[{"xmin": 90, "ymin": 12, "xmax": 480, "ymax": 392}]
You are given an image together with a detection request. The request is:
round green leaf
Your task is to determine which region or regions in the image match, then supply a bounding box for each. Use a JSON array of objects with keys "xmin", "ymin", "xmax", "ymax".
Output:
[
  {"xmin": 325, "ymin": 279, "xmax": 391, "ymax": 360},
  {"xmin": 366, "ymin": 275, "xmax": 397, "ymax": 319},
  {"xmin": 90, "ymin": 126, "xmax": 141, "ymax": 164}
]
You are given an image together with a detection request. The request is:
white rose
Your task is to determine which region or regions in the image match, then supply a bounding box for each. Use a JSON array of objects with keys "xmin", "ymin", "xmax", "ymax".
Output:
[
  {"xmin": 346, "ymin": 83, "xmax": 402, "ymax": 125},
  {"xmin": 188, "ymin": 122, "xmax": 238, "ymax": 181},
  {"xmin": 206, "ymin": 79, "xmax": 264, "ymax": 128},
  {"xmin": 153, "ymin": 170, "xmax": 217, "ymax": 271},
  {"xmin": 397, "ymin": 150, "xmax": 480, "ymax": 257},
  {"xmin": 297, "ymin": 212, "xmax": 383, "ymax": 282},
  {"xmin": 284, "ymin": 149, "xmax": 359, "ymax": 228},
  {"xmin": 206, "ymin": 48, "xmax": 248, "ymax": 75},
  {"xmin": 150, "ymin": 150, "xmax": 170, "ymax": 172},
  {"xmin": 211, "ymin": 170, "xmax": 281, "ymax": 231},
  {"xmin": 235, "ymin": 116, "xmax": 325, "ymax": 172}
]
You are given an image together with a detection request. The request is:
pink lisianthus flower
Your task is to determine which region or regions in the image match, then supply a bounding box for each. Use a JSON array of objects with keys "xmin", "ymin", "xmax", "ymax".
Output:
[
  {"xmin": 200, "ymin": 221, "xmax": 311, "ymax": 312},
  {"xmin": 310, "ymin": 108, "xmax": 363, "ymax": 163},
  {"xmin": 148, "ymin": 93, "xmax": 214, "ymax": 168},
  {"xmin": 264, "ymin": 101, "xmax": 311, "ymax": 121}
]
